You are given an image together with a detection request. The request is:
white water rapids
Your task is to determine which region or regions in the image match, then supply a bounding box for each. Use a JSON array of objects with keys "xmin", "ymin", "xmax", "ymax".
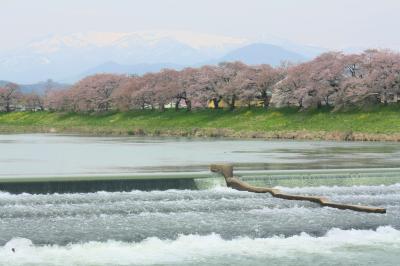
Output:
[
  {"xmin": 1, "ymin": 135, "xmax": 400, "ymax": 265},
  {"xmin": 0, "ymin": 185, "xmax": 399, "ymax": 266}
]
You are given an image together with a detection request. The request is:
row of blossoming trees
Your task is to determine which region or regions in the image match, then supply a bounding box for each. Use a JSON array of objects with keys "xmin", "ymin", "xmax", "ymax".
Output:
[{"xmin": 1, "ymin": 49, "xmax": 400, "ymax": 113}]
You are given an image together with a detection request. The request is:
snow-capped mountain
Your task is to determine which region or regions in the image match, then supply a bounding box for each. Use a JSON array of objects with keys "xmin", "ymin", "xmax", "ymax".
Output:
[
  {"xmin": 0, "ymin": 31, "xmax": 323, "ymax": 84},
  {"xmin": 0, "ymin": 31, "xmax": 248, "ymax": 83},
  {"xmin": 28, "ymin": 31, "xmax": 248, "ymax": 55}
]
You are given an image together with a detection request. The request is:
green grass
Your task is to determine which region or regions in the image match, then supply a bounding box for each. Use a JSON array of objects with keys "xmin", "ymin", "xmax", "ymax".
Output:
[{"xmin": 1, "ymin": 105, "xmax": 400, "ymax": 140}]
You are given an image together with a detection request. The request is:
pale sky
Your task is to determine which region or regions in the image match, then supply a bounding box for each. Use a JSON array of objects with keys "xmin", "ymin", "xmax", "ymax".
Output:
[{"xmin": 1, "ymin": 0, "xmax": 400, "ymax": 51}]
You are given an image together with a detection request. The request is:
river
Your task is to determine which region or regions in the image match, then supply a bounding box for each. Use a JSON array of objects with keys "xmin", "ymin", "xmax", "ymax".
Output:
[{"xmin": 0, "ymin": 134, "xmax": 399, "ymax": 265}]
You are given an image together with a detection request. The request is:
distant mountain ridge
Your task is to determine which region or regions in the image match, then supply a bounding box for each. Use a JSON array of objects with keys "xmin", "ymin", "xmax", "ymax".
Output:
[
  {"xmin": 70, "ymin": 43, "xmax": 307, "ymax": 80},
  {"xmin": 0, "ymin": 31, "xmax": 324, "ymax": 85},
  {"xmin": 219, "ymin": 43, "xmax": 305, "ymax": 65},
  {"xmin": 0, "ymin": 31, "xmax": 248, "ymax": 83},
  {"xmin": 74, "ymin": 61, "xmax": 184, "ymax": 80},
  {"xmin": 0, "ymin": 80, "xmax": 69, "ymax": 94}
]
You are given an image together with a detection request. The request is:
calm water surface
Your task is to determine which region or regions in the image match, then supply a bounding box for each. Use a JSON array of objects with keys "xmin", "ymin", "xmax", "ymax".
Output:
[{"xmin": 1, "ymin": 134, "xmax": 400, "ymax": 177}]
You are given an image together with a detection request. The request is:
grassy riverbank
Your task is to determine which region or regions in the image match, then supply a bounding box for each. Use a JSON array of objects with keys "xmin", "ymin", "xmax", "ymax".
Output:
[{"xmin": 1, "ymin": 106, "xmax": 400, "ymax": 141}]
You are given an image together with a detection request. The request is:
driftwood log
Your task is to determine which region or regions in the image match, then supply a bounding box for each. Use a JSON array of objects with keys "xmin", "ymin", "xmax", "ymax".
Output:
[{"xmin": 210, "ymin": 164, "xmax": 386, "ymax": 214}]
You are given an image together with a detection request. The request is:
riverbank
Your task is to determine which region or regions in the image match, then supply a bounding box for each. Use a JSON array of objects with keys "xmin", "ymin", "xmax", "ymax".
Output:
[{"xmin": 1, "ymin": 106, "xmax": 400, "ymax": 141}]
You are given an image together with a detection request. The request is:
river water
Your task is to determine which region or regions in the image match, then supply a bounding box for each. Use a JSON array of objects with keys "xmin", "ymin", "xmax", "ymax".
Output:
[{"xmin": 0, "ymin": 134, "xmax": 399, "ymax": 265}]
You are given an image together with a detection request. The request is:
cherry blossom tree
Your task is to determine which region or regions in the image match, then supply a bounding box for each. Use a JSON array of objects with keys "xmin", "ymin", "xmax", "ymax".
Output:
[
  {"xmin": 69, "ymin": 74, "xmax": 127, "ymax": 112},
  {"xmin": 252, "ymin": 64, "xmax": 284, "ymax": 109},
  {"xmin": 23, "ymin": 92, "xmax": 45, "ymax": 111},
  {"xmin": 112, "ymin": 76, "xmax": 143, "ymax": 111},
  {"xmin": 307, "ymin": 52, "xmax": 346, "ymax": 107},
  {"xmin": 235, "ymin": 70, "xmax": 258, "ymax": 108},
  {"xmin": 273, "ymin": 62, "xmax": 312, "ymax": 108},
  {"xmin": 0, "ymin": 83, "xmax": 21, "ymax": 112},
  {"xmin": 153, "ymin": 69, "xmax": 180, "ymax": 112},
  {"xmin": 361, "ymin": 49, "xmax": 400, "ymax": 104},
  {"xmin": 342, "ymin": 54, "xmax": 363, "ymax": 78},
  {"xmin": 9, "ymin": 49, "xmax": 400, "ymax": 113},
  {"xmin": 193, "ymin": 65, "xmax": 221, "ymax": 108},
  {"xmin": 174, "ymin": 67, "xmax": 199, "ymax": 111},
  {"xmin": 44, "ymin": 89, "xmax": 74, "ymax": 111},
  {"xmin": 216, "ymin": 61, "xmax": 248, "ymax": 110}
]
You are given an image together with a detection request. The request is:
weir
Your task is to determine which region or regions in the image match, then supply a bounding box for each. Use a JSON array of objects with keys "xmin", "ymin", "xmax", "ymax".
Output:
[
  {"xmin": 234, "ymin": 168, "xmax": 400, "ymax": 187},
  {"xmin": 0, "ymin": 167, "xmax": 400, "ymax": 195},
  {"xmin": 211, "ymin": 164, "xmax": 387, "ymax": 214},
  {"xmin": 0, "ymin": 172, "xmax": 209, "ymax": 193}
]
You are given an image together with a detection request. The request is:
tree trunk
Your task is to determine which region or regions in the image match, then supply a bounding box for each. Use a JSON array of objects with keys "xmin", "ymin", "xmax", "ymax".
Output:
[
  {"xmin": 325, "ymin": 96, "xmax": 330, "ymax": 107},
  {"xmin": 212, "ymin": 98, "xmax": 220, "ymax": 109},
  {"xmin": 383, "ymin": 91, "xmax": 388, "ymax": 105},
  {"xmin": 175, "ymin": 99, "xmax": 180, "ymax": 111},
  {"xmin": 263, "ymin": 97, "xmax": 270, "ymax": 109},
  {"xmin": 261, "ymin": 91, "xmax": 269, "ymax": 110},
  {"xmin": 210, "ymin": 164, "xmax": 386, "ymax": 214},
  {"xmin": 185, "ymin": 99, "xmax": 192, "ymax": 111},
  {"xmin": 298, "ymin": 98, "xmax": 303, "ymax": 109},
  {"xmin": 229, "ymin": 96, "xmax": 236, "ymax": 110}
]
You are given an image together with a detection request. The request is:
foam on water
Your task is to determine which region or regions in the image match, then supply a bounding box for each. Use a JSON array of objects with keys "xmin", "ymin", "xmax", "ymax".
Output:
[
  {"xmin": 1, "ymin": 227, "xmax": 399, "ymax": 266},
  {"xmin": 1, "ymin": 184, "xmax": 399, "ymax": 265}
]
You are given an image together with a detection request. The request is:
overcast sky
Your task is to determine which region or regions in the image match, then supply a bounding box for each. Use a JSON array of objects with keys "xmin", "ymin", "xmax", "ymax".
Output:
[{"xmin": 1, "ymin": 0, "xmax": 400, "ymax": 51}]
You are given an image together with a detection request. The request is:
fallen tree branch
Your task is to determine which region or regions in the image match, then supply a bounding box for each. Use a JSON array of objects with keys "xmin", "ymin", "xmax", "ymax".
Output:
[{"xmin": 210, "ymin": 164, "xmax": 386, "ymax": 214}]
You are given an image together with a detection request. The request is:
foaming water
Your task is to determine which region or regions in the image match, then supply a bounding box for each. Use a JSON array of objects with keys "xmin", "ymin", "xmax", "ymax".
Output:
[
  {"xmin": 2, "ymin": 135, "xmax": 400, "ymax": 265},
  {"xmin": 1, "ymin": 227, "xmax": 399, "ymax": 266},
  {"xmin": 1, "ymin": 184, "xmax": 399, "ymax": 265},
  {"xmin": 1, "ymin": 185, "xmax": 399, "ymax": 243}
]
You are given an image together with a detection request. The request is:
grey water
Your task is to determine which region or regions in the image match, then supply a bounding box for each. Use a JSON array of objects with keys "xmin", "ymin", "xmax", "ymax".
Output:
[
  {"xmin": 1, "ymin": 134, "xmax": 400, "ymax": 177},
  {"xmin": 0, "ymin": 134, "xmax": 400, "ymax": 266}
]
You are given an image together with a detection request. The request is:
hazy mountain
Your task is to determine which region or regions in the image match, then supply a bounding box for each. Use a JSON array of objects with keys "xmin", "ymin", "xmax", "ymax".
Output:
[
  {"xmin": 254, "ymin": 36, "xmax": 327, "ymax": 59},
  {"xmin": 0, "ymin": 31, "xmax": 248, "ymax": 83},
  {"xmin": 0, "ymin": 31, "xmax": 325, "ymax": 84},
  {"xmin": 0, "ymin": 79, "xmax": 69, "ymax": 94},
  {"xmin": 70, "ymin": 43, "xmax": 313, "ymax": 82},
  {"xmin": 70, "ymin": 61, "xmax": 184, "ymax": 82},
  {"xmin": 218, "ymin": 43, "xmax": 306, "ymax": 65},
  {"xmin": 0, "ymin": 80, "xmax": 10, "ymax": 86},
  {"xmin": 20, "ymin": 80, "xmax": 69, "ymax": 94}
]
